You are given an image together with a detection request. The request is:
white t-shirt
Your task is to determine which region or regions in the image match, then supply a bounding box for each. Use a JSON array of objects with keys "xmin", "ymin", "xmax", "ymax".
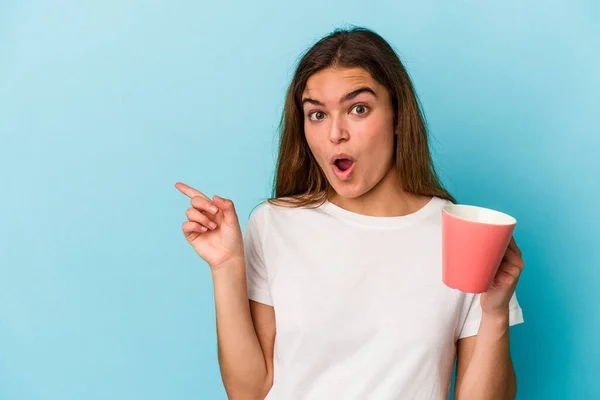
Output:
[{"xmin": 243, "ymin": 196, "xmax": 524, "ymax": 400}]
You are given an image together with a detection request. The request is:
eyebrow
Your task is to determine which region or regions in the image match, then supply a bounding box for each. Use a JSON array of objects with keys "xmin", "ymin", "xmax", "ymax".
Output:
[{"xmin": 301, "ymin": 86, "xmax": 377, "ymax": 107}]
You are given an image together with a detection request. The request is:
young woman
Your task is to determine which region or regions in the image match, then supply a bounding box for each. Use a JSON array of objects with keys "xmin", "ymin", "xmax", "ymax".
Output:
[{"xmin": 176, "ymin": 27, "xmax": 525, "ymax": 400}]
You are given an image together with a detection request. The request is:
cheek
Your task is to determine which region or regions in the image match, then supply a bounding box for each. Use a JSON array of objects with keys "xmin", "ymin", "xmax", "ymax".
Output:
[
  {"xmin": 304, "ymin": 130, "xmax": 328, "ymax": 164},
  {"xmin": 361, "ymin": 119, "xmax": 395, "ymax": 154},
  {"xmin": 358, "ymin": 128, "xmax": 395, "ymax": 176}
]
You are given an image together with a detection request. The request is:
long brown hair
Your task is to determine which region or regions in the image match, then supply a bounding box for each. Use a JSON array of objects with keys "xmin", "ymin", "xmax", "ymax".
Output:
[{"xmin": 268, "ymin": 26, "xmax": 455, "ymax": 207}]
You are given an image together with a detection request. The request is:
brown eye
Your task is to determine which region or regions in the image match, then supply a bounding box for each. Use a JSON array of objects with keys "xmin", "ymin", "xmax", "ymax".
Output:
[
  {"xmin": 351, "ymin": 104, "xmax": 369, "ymax": 115},
  {"xmin": 309, "ymin": 111, "xmax": 326, "ymax": 121}
]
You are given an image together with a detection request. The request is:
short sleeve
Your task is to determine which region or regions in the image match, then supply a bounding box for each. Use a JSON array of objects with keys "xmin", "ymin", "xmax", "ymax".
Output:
[
  {"xmin": 457, "ymin": 292, "xmax": 524, "ymax": 339},
  {"xmin": 243, "ymin": 205, "xmax": 273, "ymax": 306}
]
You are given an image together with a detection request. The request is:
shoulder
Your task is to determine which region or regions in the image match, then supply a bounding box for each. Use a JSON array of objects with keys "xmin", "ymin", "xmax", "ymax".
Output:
[
  {"xmin": 416, "ymin": 195, "xmax": 454, "ymax": 225},
  {"xmin": 431, "ymin": 195, "xmax": 454, "ymax": 208},
  {"xmin": 246, "ymin": 196, "xmax": 325, "ymax": 231},
  {"xmin": 251, "ymin": 196, "xmax": 324, "ymax": 216}
]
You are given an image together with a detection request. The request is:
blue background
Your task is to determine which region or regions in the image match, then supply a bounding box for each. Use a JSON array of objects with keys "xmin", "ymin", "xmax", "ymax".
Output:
[{"xmin": 1, "ymin": 1, "xmax": 598, "ymax": 399}]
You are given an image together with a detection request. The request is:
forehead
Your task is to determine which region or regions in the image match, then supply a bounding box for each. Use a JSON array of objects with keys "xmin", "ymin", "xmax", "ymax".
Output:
[{"xmin": 303, "ymin": 67, "xmax": 379, "ymax": 99}]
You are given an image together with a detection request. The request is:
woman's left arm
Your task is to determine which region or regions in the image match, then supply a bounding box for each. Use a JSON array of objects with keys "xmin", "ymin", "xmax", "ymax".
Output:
[{"xmin": 454, "ymin": 237, "xmax": 525, "ymax": 400}]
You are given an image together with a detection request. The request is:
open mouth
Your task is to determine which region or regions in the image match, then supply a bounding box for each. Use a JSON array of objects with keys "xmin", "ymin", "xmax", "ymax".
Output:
[
  {"xmin": 332, "ymin": 155, "xmax": 356, "ymax": 180},
  {"xmin": 334, "ymin": 158, "xmax": 354, "ymax": 172}
]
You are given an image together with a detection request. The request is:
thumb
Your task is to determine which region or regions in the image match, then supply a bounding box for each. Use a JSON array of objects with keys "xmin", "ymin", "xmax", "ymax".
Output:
[{"xmin": 213, "ymin": 195, "xmax": 239, "ymax": 225}]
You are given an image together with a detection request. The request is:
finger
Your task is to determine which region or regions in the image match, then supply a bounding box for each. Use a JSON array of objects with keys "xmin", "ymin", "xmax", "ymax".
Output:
[
  {"xmin": 496, "ymin": 268, "xmax": 519, "ymax": 287},
  {"xmin": 186, "ymin": 207, "xmax": 218, "ymax": 230},
  {"xmin": 507, "ymin": 236, "xmax": 522, "ymax": 256},
  {"xmin": 502, "ymin": 248, "xmax": 525, "ymax": 271},
  {"xmin": 503, "ymin": 244, "xmax": 519, "ymax": 258},
  {"xmin": 498, "ymin": 262, "xmax": 522, "ymax": 281},
  {"xmin": 190, "ymin": 195, "xmax": 220, "ymax": 215},
  {"xmin": 175, "ymin": 182, "xmax": 210, "ymax": 200},
  {"xmin": 182, "ymin": 221, "xmax": 208, "ymax": 235},
  {"xmin": 213, "ymin": 195, "xmax": 239, "ymax": 224}
]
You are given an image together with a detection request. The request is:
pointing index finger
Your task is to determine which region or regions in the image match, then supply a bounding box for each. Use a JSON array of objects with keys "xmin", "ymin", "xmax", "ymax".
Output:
[{"xmin": 175, "ymin": 182, "xmax": 209, "ymax": 200}]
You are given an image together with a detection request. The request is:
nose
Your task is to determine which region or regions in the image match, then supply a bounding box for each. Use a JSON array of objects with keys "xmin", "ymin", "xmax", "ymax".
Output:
[{"xmin": 328, "ymin": 115, "xmax": 349, "ymax": 144}]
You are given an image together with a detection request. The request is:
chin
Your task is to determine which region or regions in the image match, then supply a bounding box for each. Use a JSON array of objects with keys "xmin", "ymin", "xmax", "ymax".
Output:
[{"xmin": 329, "ymin": 181, "xmax": 369, "ymax": 199}]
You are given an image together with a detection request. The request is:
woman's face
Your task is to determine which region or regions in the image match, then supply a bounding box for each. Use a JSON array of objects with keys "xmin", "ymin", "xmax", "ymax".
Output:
[{"xmin": 302, "ymin": 67, "xmax": 397, "ymax": 200}]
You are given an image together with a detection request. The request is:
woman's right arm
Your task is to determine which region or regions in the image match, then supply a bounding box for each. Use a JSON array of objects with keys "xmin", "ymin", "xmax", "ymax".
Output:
[
  {"xmin": 212, "ymin": 258, "xmax": 275, "ymax": 399},
  {"xmin": 175, "ymin": 182, "xmax": 274, "ymax": 399}
]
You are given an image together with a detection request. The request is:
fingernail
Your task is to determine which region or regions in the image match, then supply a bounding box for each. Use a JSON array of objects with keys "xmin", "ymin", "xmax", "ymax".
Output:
[
  {"xmin": 209, "ymin": 222, "xmax": 217, "ymax": 229},
  {"xmin": 209, "ymin": 205, "xmax": 219, "ymax": 214}
]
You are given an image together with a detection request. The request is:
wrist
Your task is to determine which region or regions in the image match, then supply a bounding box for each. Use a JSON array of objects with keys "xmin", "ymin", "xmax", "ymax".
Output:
[
  {"xmin": 211, "ymin": 255, "xmax": 246, "ymax": 276},
  {"xmin": 482, "ymin": 307, "xmax": 510, "ymax": 322},
  {"xmin": 479, "ymin": 310, "xmax": 510, "ymax": 340}
]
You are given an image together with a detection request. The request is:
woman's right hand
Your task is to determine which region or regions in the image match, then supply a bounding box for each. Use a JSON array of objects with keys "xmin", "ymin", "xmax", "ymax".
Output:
[{"xmin": 175, "ymin": 182, "xmax": 245, "ymax": 270}]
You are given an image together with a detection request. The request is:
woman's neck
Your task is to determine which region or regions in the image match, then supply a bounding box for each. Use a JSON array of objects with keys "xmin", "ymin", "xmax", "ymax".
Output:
[{"xmin": 327, "ymin": 167, "xmax": 432, "ymax": 217}]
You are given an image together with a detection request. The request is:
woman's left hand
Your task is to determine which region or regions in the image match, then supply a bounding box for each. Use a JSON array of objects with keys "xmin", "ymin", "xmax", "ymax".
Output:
[{"xmin": 480, "ymin": 237, "xmax": 525, "ymax": 316}]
